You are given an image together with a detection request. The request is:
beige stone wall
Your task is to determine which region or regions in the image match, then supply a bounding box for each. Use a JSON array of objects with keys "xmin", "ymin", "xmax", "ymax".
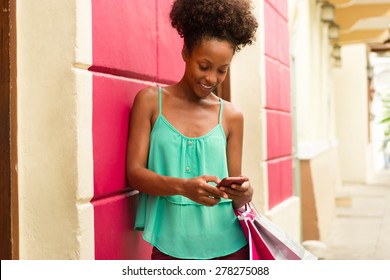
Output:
[
  {"xmin": 230, "ymin": 3, "xmax": 266, "ymax": 212},
  {"xmin": 231, "ymin": 0, "xmax": 301, "ymax": 242},
  {"xmin": 334, "ymin": 44, "xmax": 370, "ymax": 184},
  {"xmin": 17, "ymin": 0, "xmax": 94, "ymax": 259},
  {"xmin": 289, "ymin": 0, "xmax": 342, "ymax": 242}
]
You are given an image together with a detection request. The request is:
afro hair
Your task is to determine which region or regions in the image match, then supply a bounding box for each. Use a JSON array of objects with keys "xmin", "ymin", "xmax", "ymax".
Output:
[{"xmin": 170, "ymin": 0, "xmax": 258, "ymax": 52}]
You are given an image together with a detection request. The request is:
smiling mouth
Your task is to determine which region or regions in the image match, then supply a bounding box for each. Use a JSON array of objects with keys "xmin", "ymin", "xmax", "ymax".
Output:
[{"xmin": 199, "ymin": 83, "xmax": 215, "ymax": 90}]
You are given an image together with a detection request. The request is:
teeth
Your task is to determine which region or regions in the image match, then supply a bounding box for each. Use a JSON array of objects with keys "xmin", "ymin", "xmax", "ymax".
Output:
[{"xmin": 200, "ymin": 83, "xmax": 213, "ymax": 89}]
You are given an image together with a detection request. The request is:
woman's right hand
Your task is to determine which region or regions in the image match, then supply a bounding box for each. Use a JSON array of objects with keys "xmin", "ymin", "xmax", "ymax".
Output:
[{"xmin": 180, "ymin": 176, "xmax": 228, "ymax": 206}]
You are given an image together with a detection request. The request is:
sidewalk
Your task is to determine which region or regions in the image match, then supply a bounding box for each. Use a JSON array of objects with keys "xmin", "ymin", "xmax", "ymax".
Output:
[{"xmin": 322, "ymin": 180, "xmax": 390, "ymax": 260}]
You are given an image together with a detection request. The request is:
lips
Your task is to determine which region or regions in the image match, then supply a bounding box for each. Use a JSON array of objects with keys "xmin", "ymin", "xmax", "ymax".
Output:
[{"xmin": 199, "ymin": 83, "xmax": 215, "ymax": 91}]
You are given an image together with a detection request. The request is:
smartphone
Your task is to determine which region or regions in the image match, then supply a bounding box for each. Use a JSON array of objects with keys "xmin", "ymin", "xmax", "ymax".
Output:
[{"xmin": 216, "ymin": 176, "xmax": 247, "ymax": 188}]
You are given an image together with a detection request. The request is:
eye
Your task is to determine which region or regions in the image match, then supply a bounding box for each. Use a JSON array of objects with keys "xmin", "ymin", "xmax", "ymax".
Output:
[
  {"xmin": 199, "ymin": 64, "xmax": 209, "ymax": 71},
  {"xmin": 218, "ymin": 67, "xmax": 229, "ymax": 74}
]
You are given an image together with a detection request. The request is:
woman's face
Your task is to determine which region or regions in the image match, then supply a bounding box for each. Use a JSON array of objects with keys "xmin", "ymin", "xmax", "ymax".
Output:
[{"xmin": 182, "ymin": 38, "xmax": 235, "ymax": 99}]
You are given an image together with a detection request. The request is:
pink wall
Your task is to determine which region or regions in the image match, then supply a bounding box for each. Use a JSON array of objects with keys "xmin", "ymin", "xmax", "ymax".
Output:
[
  {"xmin": 89, "ymin": 0, "xmax": 293, "ymax": 258},
  {"xmin": 90, "ymin": 0, "xmax": 184, "ymax": 259},
  {"xmin": 263, "ymin": 0, "xmax": 293, "ymax": 209}
]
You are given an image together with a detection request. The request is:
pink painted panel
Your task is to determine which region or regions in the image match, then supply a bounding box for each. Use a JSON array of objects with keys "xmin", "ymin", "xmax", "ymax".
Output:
[
  {"xmin": 280, "ymin": 113, "xmax": 293, "ymax": 157},
  {"xmin": 280, "ymin": 66, "xmax": 291, "ymax": 112},
  {"xmin": 265, "ymin": 60, "xmax": 291, "ymax": 112},
  {"xmin": 265, "ymin": 0, "xmax": 293, "ymax": 209},
  {"xmin": 265, "ymin": 0, "xmax": 288, "ymax": 21},
  {"xmin": 91, "ymin": 0, "xmax": 185, "ymax": 261},
  {"xmin": 265, "ymin": 57, "xmax": 281, "ymax": 110},
  {"xmin": 91, "ymin": 0, "xmax": 157, "ymax": 80},
  {"xmin": 266, "ymin": 111, "xmax": 280, "ymax": 160},
  {"xmin": 267, "ymin": 160, "xmax": 282, "ymax": 208},
  {"xmin": 280, "ymin": 158, "xmax": 293, "ymax": 200},
  {"xmin": 93, "ymin": 75, "xmax": 144, "ymax": 198},
  {"xmin": 264, "ymin": 1, "xmax": 278, "ymax": 60},
  {"xmin": 93, "ymin": 192, "xmax": 152, "ymax": 260},
  {"xmin": 157, "ymin": 0, "xmax": 185, "ymax": 83},
  {"xmin": 278, "ymin": 15, "xmax": 290, "ymax": 67},
  {"xmin": 277, "ymin": 0, "xmax": 288, "ymax": 21},
  {"xmin": 267, "ymin": 157, "xmax": 293, "ymax": 209},
  {"xmin": 265, "ymin": 0, "xmax": 278, "ymax": 10},
  {"xmin": 266, "ymin": 111, "xmax": 292, "ymax": 160}
]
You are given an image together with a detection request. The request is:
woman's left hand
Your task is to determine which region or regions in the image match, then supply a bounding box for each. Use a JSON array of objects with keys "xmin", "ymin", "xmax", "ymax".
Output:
[{"xmin": 218, "ymin": 177, "xmax": 253, "ymax": 209}]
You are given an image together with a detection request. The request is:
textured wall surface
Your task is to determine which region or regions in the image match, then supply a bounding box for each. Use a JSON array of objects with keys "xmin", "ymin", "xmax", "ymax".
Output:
[
  {"xmin": 90, "ymin": 0, "xmax": 184, "ymax": 259},
  {"xmin": 263, "ymin": 0, "xmax": 293, "ymax": 209}
]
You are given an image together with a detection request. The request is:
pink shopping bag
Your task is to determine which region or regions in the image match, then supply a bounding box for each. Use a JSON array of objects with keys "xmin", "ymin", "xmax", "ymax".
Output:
[
  {"xmin": 236, "ymin": 207, "xmax": 273, "ymax": 260},
  {"xmin": 235, "ymin": 203, "xmax": 317, "ymax": 260}
]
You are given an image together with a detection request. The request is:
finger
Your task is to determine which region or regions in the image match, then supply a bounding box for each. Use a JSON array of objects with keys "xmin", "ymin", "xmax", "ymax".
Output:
[
  {"xmin": 200, "ymin": 195, "xmax": 221, "ymax": 206},
  {"xmin": 217, "ymin": 186, "xmax": 233, "ymax": 198},
  {"xmin": 241, "ymin": 180, "xmax": 250, "ymax": 187},
  {"xmin": 234, "ymin": 180, "xmax": 251, "ymax": 190},
  {"xmin": 204, "ymin": 175, "xmax": 220, "ymax": 185},
  {"xmin": 222, "ymin": 187, "xmax": 240, "ymax": 197},
  {"xmin": 206, "ymin": 187, "xmax": 228, "ymax": 199},
  {"xmin": 202, "ymin": 179, "xmax": 227, "ymax": 196},
  {"xmin": 223, "ymin": 187, "xmax": 251, "ymax": 200},
  {"xmin": 230, "ymin": 183, "xmax": 246, "ymax": 191},
  {"xmin": 239, "ymin": 175, "xmax": 249, "ymax": 181}
]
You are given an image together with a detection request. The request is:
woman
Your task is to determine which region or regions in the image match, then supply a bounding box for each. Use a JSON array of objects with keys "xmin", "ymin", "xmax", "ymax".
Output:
[{"xmin": 126, "ymin": 0, "xmax": 258, "ymax": 260}]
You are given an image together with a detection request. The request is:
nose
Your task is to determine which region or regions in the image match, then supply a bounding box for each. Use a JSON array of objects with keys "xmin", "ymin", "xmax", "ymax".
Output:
[{"xmin": 205, "ymin": 71, "xmax": 218, "ymax": 85}]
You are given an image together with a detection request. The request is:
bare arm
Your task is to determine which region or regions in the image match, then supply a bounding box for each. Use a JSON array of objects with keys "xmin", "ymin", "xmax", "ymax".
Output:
[
  {"xmin": 126, "ymin": 87, "xmax": 228, "ymax": 206},
  {"xmin": 222, "ymin": 103, "xmax": 253, "ymax": 209}
]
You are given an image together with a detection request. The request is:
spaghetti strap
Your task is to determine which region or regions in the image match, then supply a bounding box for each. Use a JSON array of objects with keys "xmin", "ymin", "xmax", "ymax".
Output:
[
  {"xmin": 218, "ymin": 98, "xmax": 224, "ymax": 124},
  {"xmin": 158, "ymin": 86, "xmax": 163, "ymax": 115}
]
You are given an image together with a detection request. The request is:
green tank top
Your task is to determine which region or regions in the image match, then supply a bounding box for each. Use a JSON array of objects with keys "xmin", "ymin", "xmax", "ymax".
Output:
[{"xmin": 134, "ymin": 87, "xmax": 247, "ymax": 259}]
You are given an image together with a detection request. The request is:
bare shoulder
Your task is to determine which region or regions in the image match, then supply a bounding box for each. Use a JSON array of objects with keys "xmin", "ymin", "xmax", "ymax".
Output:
[
  {"xmin": 132, "ymin": 86, "xmax": 159, "ymax": 115},
  {"xmin": 223, "ymin": 100, "xmax": 244, "ymax": 124},
  {"xmin": 134, "ymin": 86, "xmax": 158, "ymax": 106},
  {"xmin": 221, "ymin": 100, "xmax": 244, "ymax": 139}
]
